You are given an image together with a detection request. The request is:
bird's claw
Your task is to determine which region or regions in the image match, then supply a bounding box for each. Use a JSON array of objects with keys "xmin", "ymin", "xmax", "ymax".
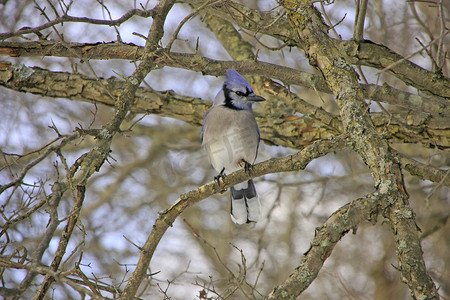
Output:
[
  {"xmin": 244, "ymin": 161, "xmax": 253, "ymax": 175},
  {"xmin": 214, "ymin": 168, "xmax": 226, "ymax": 187}
]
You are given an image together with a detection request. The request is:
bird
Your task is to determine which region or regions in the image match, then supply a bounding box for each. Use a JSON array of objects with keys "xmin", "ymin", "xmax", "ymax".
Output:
[{"xmin": 201, "ymin": 68, "xmax": 265, "ymax": 224}]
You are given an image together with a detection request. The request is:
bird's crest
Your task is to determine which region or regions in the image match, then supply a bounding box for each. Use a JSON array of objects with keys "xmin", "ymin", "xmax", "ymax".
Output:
[{"xmin": 224, "ymin": 68, "xmax": 252, "ymax": 92}]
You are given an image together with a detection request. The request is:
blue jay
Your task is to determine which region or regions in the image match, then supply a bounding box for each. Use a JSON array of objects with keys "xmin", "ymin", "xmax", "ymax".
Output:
[{"xmin": 201, "ymin": 69, "xmax": 265, "ymax": 224}]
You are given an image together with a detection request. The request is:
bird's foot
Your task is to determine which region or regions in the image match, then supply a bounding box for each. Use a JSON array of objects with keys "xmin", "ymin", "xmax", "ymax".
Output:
[
  {"xmin": 214, "ymin": 168, "xmax": 226, "ymax": 187},
  {"xmin": 244, "ymin": 161, "xmax": 253, "ymax": 175}
]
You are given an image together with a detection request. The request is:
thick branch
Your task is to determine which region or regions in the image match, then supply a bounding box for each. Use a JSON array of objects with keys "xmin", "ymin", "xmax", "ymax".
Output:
[
  {"xmin": 0, "ymin": 61, "xmax": 448, "ymax": 150},
  {"xmin": 116, "ymin": 2, "xmax": 176, "ymax": 297},
  {"xmin": 339, "ymin": 40, "xmax": 450, "ymax": 99},
  {"xmin": 396, "ymin": 150, "xmax": 450, "ymax": 186},
  {"xmin": 269, "ymin": 192, "xmax": 380, "ymax": 298},
  {"xmin": 13, "ymin": 0, "xmax": 176, "ymax": 299},
  {"xmin": 1, "ymin": 41, "xmax": 448, "ymax": 115},
  {"xmin": 121, "ymin": 136, "xmax": 346, "ymax": 299},
  {"xmin": 185, "ymin": 0, "xmax": 450, "ymax": 100},
  {"xmin": 7, "ymin": 3, "xmax": 439, "ymax": 102},
  {"xmin": 280, "ymin": 2, "xmax": 440, "ymax": 299}
]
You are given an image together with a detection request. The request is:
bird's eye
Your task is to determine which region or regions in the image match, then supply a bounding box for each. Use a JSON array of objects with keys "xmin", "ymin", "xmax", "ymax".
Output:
[{"xmin": 235, "ymin": 91, "xmax": 245, "ymax": 96}]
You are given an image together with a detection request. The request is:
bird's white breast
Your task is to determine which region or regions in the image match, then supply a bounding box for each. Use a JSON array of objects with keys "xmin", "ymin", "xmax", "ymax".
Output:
[{"xmin": 202, "ymin": 106, "xmax": 260, "ymax": 174}]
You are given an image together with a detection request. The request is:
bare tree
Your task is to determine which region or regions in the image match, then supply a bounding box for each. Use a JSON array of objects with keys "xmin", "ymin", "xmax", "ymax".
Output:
[{"xmin": 0, "ymin": 0, "xmax": 448, "ymax": 299}]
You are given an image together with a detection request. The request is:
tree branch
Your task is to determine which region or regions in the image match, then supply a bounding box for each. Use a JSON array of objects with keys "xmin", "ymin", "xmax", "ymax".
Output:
[
  {"xmin": 0, "ymin": 8, "xmax": 155, "ymax": 40},
  {"xmin": 185, "ymin": 0, "xmax": 450, "ymax": 100},
  {"xmin": 0, "ymin": 131, "xmax": 80, "ymax": 194},
  {"xmin": 1, "ymin": 59, "xmax": 445, "ymax": 191},
  {"xmin": 33, "ymin": 185, "xmax": 86, "ymax": 300},
  {"xmin": 11, "ymin": 0, "xmax": 176, "ymax": 298},
  {"xmin": 2, "ymin": 41, "xmax": 448, "ymax": 114},
  {"xmin": 354, "ymin": 0, "xmax": 369, "ymax": 41},
  {"xmin": 396, "ymin": 150, "xmax": 450, "ymax": 186},
  {"xmin": 269, "ymin": 192, "xmax": 380, "ymax": 298},
  {"xmin": 0, "ymin": 61, "xmax": 448, "ymax": 150},
  {"xmin": 280, "ymin": 2, "xmax": 440, "ymax": 299},
  {"xmin": 121, "ymin": 135, "xmax": 346, "ymax": 299},
  {"xmin": 339, "ymin": 39, "xmax": 450, "ymax": 99}
]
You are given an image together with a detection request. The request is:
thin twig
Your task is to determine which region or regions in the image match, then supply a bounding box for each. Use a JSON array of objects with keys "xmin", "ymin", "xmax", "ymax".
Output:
[
  {"xmin": 320, "ymin": 2, "xmax": 340, "ymax": 39},
  {"xmin": 183, "ymin": 219, "xmax": 254, "ymax": 299},
  {"xmin": 166, "ymin": 0, "xmax": 220, "ymax": 51},
  {"xmin": 436, "ymin": 0, "xmax": 446, "ymax": 71},
  {"xmin": 377, "ymin": 31, "xmax": 450, "ymax": 75},
  {"xmin": 0, "ymin": 8, "xmax": 155, "ymax": 40},
  {"xmin": 354, "ymin": 0, "xmax": 368, "ymax": 41},
  {"xmin": 0, "ymin": 132, "xmax": 80, "ymax": 194},
  {"xmin": 33, "ymin": 185, "xmax": 86, "ymax": 300}
]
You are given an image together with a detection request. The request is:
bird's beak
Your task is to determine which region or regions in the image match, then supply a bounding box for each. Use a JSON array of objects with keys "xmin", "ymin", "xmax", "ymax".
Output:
[{"xmin": 248, "ymin": 94, "xmax": 265, "ymax": 102}]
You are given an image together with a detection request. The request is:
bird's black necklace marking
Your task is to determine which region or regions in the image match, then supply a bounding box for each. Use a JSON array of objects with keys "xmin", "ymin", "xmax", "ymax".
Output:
[{"xmin": 223, "ymin": 101, "xmax": 243, "ymax": 110}]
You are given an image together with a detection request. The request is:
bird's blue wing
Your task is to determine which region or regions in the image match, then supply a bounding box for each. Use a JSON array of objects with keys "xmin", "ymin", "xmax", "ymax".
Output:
[
  {"xmin": 254, "ymin": 124, "xmax": 261, "ymax": 162},
  {"xmin": 200, "ymin": 110, "xmax": 210, "ymax": 142}
]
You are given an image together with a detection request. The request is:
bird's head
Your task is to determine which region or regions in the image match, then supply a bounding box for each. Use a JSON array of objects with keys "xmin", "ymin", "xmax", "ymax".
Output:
[{"xmin": 218, "ymin": 68, "xmax": 265, "ymax": 110}]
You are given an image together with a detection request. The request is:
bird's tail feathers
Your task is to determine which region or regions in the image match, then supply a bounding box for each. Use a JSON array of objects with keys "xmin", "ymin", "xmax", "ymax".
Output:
[{"xmin": 230, "ymin": 180, "xmax": 261, "ymax": 224}]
